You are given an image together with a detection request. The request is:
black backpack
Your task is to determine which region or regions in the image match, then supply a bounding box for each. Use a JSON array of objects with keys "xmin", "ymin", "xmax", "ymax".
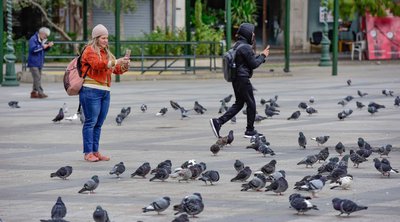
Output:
[{"xmin": 223, "ymin": 44, "xmax": 246, "ymax": 82}]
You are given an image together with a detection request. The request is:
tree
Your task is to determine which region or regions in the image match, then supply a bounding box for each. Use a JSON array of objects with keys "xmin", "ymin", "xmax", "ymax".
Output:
[{"xmin": 329, "ymin": 0, "xmax": 400, "ymax": 20}]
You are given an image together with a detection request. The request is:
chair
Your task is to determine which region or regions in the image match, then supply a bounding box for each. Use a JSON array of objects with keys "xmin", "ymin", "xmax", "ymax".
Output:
[
  {"xmin": 309, "ymin": 31, "xmax": 323, "ymax": 52},
  {"xmin": 351, "ymin": 32, "xmax": 366, "ymax": 61}
]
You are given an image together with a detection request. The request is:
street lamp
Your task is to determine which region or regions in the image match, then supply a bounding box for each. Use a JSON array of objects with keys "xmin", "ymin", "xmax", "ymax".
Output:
[
  {"xmin": 319, "ymin": 0, "xmax": 332, "ymax": 67},
  {"xmin": 2, "ymin": 0, "xmax": 19, "ymax": 86}
]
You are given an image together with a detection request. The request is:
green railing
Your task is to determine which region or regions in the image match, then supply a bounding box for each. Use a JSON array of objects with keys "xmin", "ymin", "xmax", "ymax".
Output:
[{"xmin": 21, "ymin": 40, "xmax": 224, "ymax": 74}]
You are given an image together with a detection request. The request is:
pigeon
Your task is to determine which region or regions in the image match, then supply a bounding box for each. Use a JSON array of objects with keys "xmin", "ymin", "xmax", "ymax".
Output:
[
  {"xmin": 347, "ymin": 79, "xmax": 351, "ymax": 86},
  {"xmin": 318, "ymin": 157, "xmax": 339, "ymax": 174},
  {"xmin": 394, "ymin": 96, "xmax": 400, "ymax": 106},
  {"xmin": 131, "ymin": 162, "xmax": 151, "ymax": 178},
  {"xmin": 297, "ymin": 154, "xmax": 318, "ymax": 168},
  {"xmin": 305, "ymin": 106, "xmax": 318, "ymax": 115},
  {"xmin": 198, "ymin": 170, "xmax": 220, "ymax": 185},
  {"xmin": 78, "ymin": 175, "xmax": 99, "ymax": 194},
  {"xmin": 193, "ymin": 101, "xmax": 207, "ymax": 114},
  {"xmin": 265, "ymin": 170, "xmax": 286, "ymax": 182},
  {"xmin": 173, "ymin": 193, "xmax": 204, "ymax": 217},
  {"xmin": 349, "ymin": 150, "xmax": 368, "ymax": 168},
  {"xmin": 368, "ymin": 102, "xmax": 385, "ymax": 109},
  {"xmin": 329, "ymin": 175, "xmax": 353, "ymax": 190},
  {"xmin": 374, "ymin": 144, "xmax": 392, "ymax": 157},
  {"xmin": 335, "ymin": 142, "xmax": 345, "ymax": 156},
  {"xmin": 294, "ymin": 174, "xmax": 323, "ymax": 188},
  {"xmin": 93, "ymin": 205, "xmax": 110, "ymax": 222},
  {"xmin": 289, "ymin": 193, "xmax": 318, "ymax": 214},
  {"xmin": 218, "ymin": 101, "xmax": 228, "ymax": 114},
  {"xmin": 8, "ymin": 101, "xmax": 20, "ymax": 108},
  {"xmin": 367, "ymin": 106, "xmax": 378, "ymax": 115},
  {"xmin": 216, "ymin": 133, "xmax": 229, "ymax": 147},
  {"xmin": 382, "ymin": 89, "xmax": 394, "ymax": 96},
  {"xmin": 357, "ymin": 90, "xmax": 368, "ymax": 97},
  {"xmin": 115, "ymin": 114, "xmax": 124, "ymax": 126},
  {"xmin": 176, "ymin": 168, "xmax": 193, "ymax": 183},
  {"xmin": 231, "ymin": 166, "xmax": 252, "ymax": 182},
  {"xmin": 220, "ymin": 94, "xmax": 233, "ymax": 103},
  {"xmin": 264, "ymin": 108, "xmax": 280, "ymax": 118},
  {"xmin": 287, "ymin": 110, "xmax": 301, "ymax": 120},
  {"xmin": 52, "ymin": 108, "xmax": 64, "ymax": 123},
  {"xmin": 311, "ymin": 136, "xmax": 330, "ymax": 146},
  {"xmin": 234, "ymin": 160, "xmax": 244, "ymax": 173},
  {"xmin": 265, "ymin": 177, "xmax": 289, "ymax": 195},
  {"xmin": 357, "ymin": 137, "xmax": 366, "ymax": 149},
  {"xmin": 332, "ymin": 198, "xmax": 368, "ymax": 216},
  {"xmin": 156, "ymin": 107, "xmax": 168, "ymax": 116},
  {"xmin": 254, "ymin": 114, "xmax": 267, "ymax": 122},
  {"xmin": 261, "ymin": 159, "xmax": 277, "ymax": 175},
  {"xmin": 226, "ymin": 130, "xmax": 234, "ymax": 145},
  {"xmin": 338, "ymin": 100, "xmax": 347, "ymax": 106},
  {"xmin": 170, "ymin": 100, "xmax": 182, "ymax": 110},
  {"xmin": 317, "ymin": 147, "xmax": 330, "ymax": 162},
  {"xmin": 180, "ymin": 107, "xmax": 190, "ymax": 119},
  {"xmin": 337, "ymin": 154, "xmax": 350, "ymax": 168},
  {"xmin": 50, "ymin": 166, "xmax": 73, "ymax": 180},
  {"xmin": 295, "ymin": 176, "xmax": 327, "ymax": 197},
  {"xmin": 65, "ymin": 113, "xmax": 78, "ymax": 121},
  {"xmin": 297, "ymin": 102, "xmax": 308, "ymax": 110},
  {"xmin": 298, "ymin": 132, "xmax": 307, "ymax": 149},
  {"xmin": 189, "ymin": 164, "xmax": 203, "ymax": 180},
  {"xmin": 149, "ymin": 167, "xmax": 170, "ymax": 182},
  {"xmin": 260, "ymin": 98, "xmax": 267, "ymax": 105},
  {"xmin": 344, "ymin": 95, "xmax": 354, "ymax": 102},
  {"xmin": 265, "ymin": 104, "xmax": 280, "ymax": 112},
  {"xmin": 327, "ymin": 165, "xmax": 348, "ymax": 183},
  {"xmin": 172, "ymin": 214, "xmax": 190, "ymax": 222},
  {"xmin": 241, "ymin": 174, "xmax": 267, "ymax": 191},
  {"xmin": 309, "ymin": 96, "xmax": 315, "ymax": 104},
  {"xmin": 210, "ymin": 143, "xmax": 220, "ymax": 156},
  {"xmin": 120, "ymin": 107, "xmax": 131, "ymax": 118},
  {"xmin": 140, "ymin": 104, "xmax": 147, "ymax": 112},
  {"xmin": 338, "ymin": 109, "xmax": 353, "ymax": 120},
  {"xmin": 356, "ymin": 148, "xmax": 372, "ymax": 159},
  {"xmin": 142, "ymin": 196, "xmax": 171, "ymax": 214},
  {"xmin": 51, "ymin": 197, "xmax": 67, "ymax": 220},
  {"xmin": 180, "ymin": 159, "xmax": 197, "ymax": 169},
  {"xmin": 356, "ymin": 101, "xmax": 365, "ymax": 109},
  {"xmin": 373, "ymin": 158, "xmax": 399, "ymax": 177},
  {"xmin": 109, "ymin": 162, "xmax": 125, "ymax": 178},
  {"xmin": 258, "ymin": 143, "xmax": 276, "ymax": 157}
]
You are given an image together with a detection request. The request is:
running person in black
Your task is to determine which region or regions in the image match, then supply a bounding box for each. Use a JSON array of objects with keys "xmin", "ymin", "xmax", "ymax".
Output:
[{"xmin": 210, "ymin": 23, "xmax": 270, "ymax": 138}]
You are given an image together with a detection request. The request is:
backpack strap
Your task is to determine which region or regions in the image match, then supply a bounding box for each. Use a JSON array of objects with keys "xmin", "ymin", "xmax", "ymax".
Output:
[{"xmin": 77, "ymin": 46, "xmax": 91, "ymax": 78}]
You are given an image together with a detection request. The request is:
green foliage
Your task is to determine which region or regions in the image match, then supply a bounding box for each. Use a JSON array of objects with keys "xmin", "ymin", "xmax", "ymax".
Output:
[
  {"xmin": 231, "ymin": 0, "xmax": 258, "ymax": 27},
  {"xmin": 328, "ymin": 0, "xmax": 400, "ymax": 20},
  {"xmin": 92, "ymin": 0, "xmax": 137, "ymax": 13}
]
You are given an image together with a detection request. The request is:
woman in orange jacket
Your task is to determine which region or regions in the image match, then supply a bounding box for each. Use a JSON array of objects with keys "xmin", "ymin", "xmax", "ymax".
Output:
[{"xmin": 79, "ymin": 24, "xmax": 130, "ymax": 162}]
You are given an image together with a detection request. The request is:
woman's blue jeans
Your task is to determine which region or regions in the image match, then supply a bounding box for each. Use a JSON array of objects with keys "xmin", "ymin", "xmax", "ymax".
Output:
[{"xmin": 79, "ymin": 86, "xmax": 110, "ymax": 154}]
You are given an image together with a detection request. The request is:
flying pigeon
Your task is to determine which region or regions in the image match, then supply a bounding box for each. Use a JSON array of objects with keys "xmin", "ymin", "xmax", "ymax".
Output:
[
  {"xmin": 357, "ymin": 90, "xmax": 368, "ymax": 97},
  {"xmin": 142, "ymin": 196, "xmax": 171, "ymax": 214},
  {"xmin": 170, "ymin": 100, "xmax": 182, "ymax": 110},
  {"xmin": 332, "ymin": 198, "xmax": 368, "ymax": 216},
  {"xmin": 78, "ymin": 175, "xmax": 99, "ymax": 194},
  {"xmin": 50, "ymin": 166, "xmax": 73, "ymax": 180}
]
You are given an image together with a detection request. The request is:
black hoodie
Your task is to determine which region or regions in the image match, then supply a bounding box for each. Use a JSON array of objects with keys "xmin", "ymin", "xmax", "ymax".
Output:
[{"xmin": 234, "ymin": 23, "xmax": 266, "ymax": 79}]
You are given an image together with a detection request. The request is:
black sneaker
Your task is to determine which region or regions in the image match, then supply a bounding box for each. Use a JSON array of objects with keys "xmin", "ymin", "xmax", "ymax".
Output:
[
  {"xmin": 209, "ymin": 118, "xmax": 221, "ymax": 138},
  {"xmin": 244, "ymin": 130, "xmax": 262, "ymax": 138}
]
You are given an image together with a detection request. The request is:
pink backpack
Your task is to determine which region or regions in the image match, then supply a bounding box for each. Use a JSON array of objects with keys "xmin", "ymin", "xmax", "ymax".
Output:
[{"xmin": 63, "ymin": 47, "xmax": 89, "ymax": 96}]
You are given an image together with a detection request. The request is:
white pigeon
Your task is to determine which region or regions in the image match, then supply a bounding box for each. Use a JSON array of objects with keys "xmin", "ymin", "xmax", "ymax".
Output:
[
  {"xmin": 65, "ymin": 113, "xmax": 78, "ymax": 121},
  {"xmin": 329, "ymin": 175, "xmax": 353, "ymax": 190}
]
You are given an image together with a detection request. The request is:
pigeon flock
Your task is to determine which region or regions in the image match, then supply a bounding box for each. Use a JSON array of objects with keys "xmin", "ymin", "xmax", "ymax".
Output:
[{"xmin": 3, "ymin": 77, "xmax": 399, "ymax": 221}]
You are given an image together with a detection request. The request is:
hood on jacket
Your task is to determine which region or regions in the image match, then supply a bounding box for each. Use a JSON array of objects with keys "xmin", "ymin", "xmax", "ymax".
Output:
[{"xmin": 237, "ymin": 23, "xmax": 255, "ymax": 44}]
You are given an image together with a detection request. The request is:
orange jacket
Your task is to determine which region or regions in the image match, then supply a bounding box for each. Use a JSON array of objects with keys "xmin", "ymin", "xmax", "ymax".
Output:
[{"xmin": 80, "ymin": 46, "xmax": 126, "ymax": 87}]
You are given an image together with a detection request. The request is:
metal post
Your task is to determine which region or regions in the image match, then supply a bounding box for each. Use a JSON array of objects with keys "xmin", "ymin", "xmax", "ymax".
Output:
[
  {"xmin": 332, "ymin": 0, "xmax": 339, "ymax": 76},
  {"xmin": 115, "ymin": 0, "xmax": 121, "ymax": 82},
  {"xmin": 319, "ymin": 0, "xmax": 332, "ymax": 66},
  {"xmin": 0, "ymin": 0, "xmax": 3, "ymax": 84},
  {"xmin": 225, "ymin": 0, "xmax": 232, "ymax": 51},
  {"xmin": 2, "ymin": 0, "xmax": 19, "ymax": 86},
  {"xmin": 284, "ymin": 0, "xmax": 290, "ymax": 72},
  {"xmin": 83, "ymin": 0, "xmax": 88, "ymax": 41},
  {"xmin": 185, "ymin": 0, "xmax": 191, "ymax": 69},
  {"xmin": 262, "ymin": 0, "xmax": 267, "ymax": 48}
]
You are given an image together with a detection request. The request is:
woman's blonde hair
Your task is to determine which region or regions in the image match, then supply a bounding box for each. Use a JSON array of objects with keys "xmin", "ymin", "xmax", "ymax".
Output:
[{"xmin": 86, "ymin": 37, "xmax": 116, "ymax": 62}]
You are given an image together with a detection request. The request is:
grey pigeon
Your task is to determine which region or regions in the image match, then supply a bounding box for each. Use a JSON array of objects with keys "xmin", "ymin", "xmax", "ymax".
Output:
[
  {"xmin": 373, "ymin": 158, "xmax": 399, "ymax": 177},
  {"xmin": 151, "ymin": 160, "xmax": 172, "ymax": 174},
  {"xmin": 327, "ymin": 165, "xmax": 348, "ymax": 183},
  {"xmin": 295, "ymin": 176, "xmax": 327, "ymax": 197},
  {"xmin": 210, "ymin": 143, "xmax": 220, "ymax": 156},
  {"xmin": 241, "ymin": 174, "xmax": 267, "ymax": 191},
  {"xmin": 140, "ymin": 104, "xmax": 147, "ymax": 112},
  {"xmin": 109, "ymin": 162, "xmax": 125, "ymax": 178},
  {"xmin": 131, "ymin": 162, "xmax": 151, "ymax": 178},
  {"xmin": 317, "ymin": 147, "xmax": 330, "ymax": 162},
  {"xmin": 193, "ymin": 101, "xmax": 207, "ymax": 114},
  {"xmin": 265, "ymin": 177, "xmax": 289, "ymax": 195},
  {"xmin": 298, "ymin": 132, "xmax": 307, "ymax": 149},
  {"xmin": 357, "ymin": 137, "xmax": 366, "ymax": 149},
  {"xmin": 367, "ymin": 106, "xmax": 378, "ymax": 114},
  {"xmin": 8, "ymin": 101, "xmax": 20, "ymax": 108},
  {"xmin": 289, "ymin": 193, "xmax": 318, "ymax": 214},
  {"xmin": 368, "ymin": 101, "xmax": 385, "ymax": 109},
  {"xmin": 227, "ymin": 130, "xmax": 234, "ymax": 145},
  {"xmin": 189, "ymin": 165, "xmax": 203, "ymax": 180},
  {"xmin": 344, "ymin": 95, "xmax": 354, "ymax": 102},
  {"xmin": 318, "ymin": 157, "xmax": 339, "ymax": 174},
  {"xmin": 50, "ymin": 166, "xmax": 73, "ymax": 180},
  {"xmin": 218, "ymin": 100, "xmax": 228, "ymax": 114},
  {"xmin": 357, "ymin": 90, "xmax": 368, "ymax": 97},
  {"xmin": 297, "ymin": 154, "xmax": 318, "ymax": 168},
  {"xmin": 221, "ymin": 94, "xmax": 233, "ymax": 103},
  {"xmin": 231, "ymin": 166, "xmax": 252, "ymax": 182},
  {"xmin": 259, "ymin": 143, "xmax": 275, "ymax": 157},
  {"xmin": 261, "ymin": 159, "xmax": 277, "ymax": 175},
  {"xmin": 254, "ymin": 114, "xmax": 267, "ymax": 122},
  {"xmin": 335, "ymin": 142, "xmax": 345, "ymax": 156},
  {"xmin": 374, "ymin": 144, "xmax": 392, "ymax": 157},
  {"xmin": 51, "ymin": 197, "xmax": 66, "ymax": 220},
  {"xmin": 198, "ymin": 170, "xmax": 220, "ymax": 185},
  {"xmin": 394, "ymin": 96, "xmax": 400, "ymax": 106},
  {"xmin": 234, "ymin": 159, "xmax": 244, "ymax": 172},
  {"xmin": 332, "ymin": 198, "xmax": 368, "ymax": 216},
  {"xmin": 309, "ymin": 96, "xmax": 315, "ymax": 104},
  {"xmin": 311, "ymin": 136, "xmax": 329, "ymax": 146},
  {"xmin": 347, "ymin": 79, "xmax": 351, "ymax": 86},
  {"xmin": 149, "ymin": 168, "xmax": 169, "ymax": 182},
  {"xmin": 173, "ymin": 193, "xmax": 204, "ymax": 217},
  {"xmin": 305, "ymin": 106, "xmax": 318, "ymax": 115},
  {"xmin": 356, "ymin": 148, "xmax": 372, "ymax": 159},
  {"xmin": 338, "ymin": 109, "xmax": 353, "ymax": 120},
  {"xmin": 156, "ymin": 107, "xmax": 168, "ymax": 116},
  {"xmin": 349, "ymin": 150, "xmax": 368, "ymax": 168},
  {"xmin": 172, "ymin": 214, "xmax": 189, "ymax": 222},
  {"xmin": 338, "ymin": 100, "xmax": 347, "ymax": 106},
  {"xmin": 52, "ymin": 108, "xmax": 64, "ymax": 123},
  {"xmin": 294, "ymin": 174, "xmax": 323, "ymax": 188},
  {"xmin": 142, "ymin": 196, "xmax": 171, "ymax": 214},
  {"xmin": 179, "ymin": 107, "xmax": 190, "ymax": 119},
  {"xmin": 287, "ymin": 110, "xmax": 301, "ymax": 120},
  {"xmin": 170, "ymin": 100, "xmax": 182, "ymax": 110},
  {"xmin": 93, "ymin": 205, "xmax": 110, "ymax": 222},
  {"xmin": 265, "ymin": 104, "xmax": 280, "ymax": 112},
  {"xmin": 356, "ymin": 101, "xmax": 365, "ymax": 109},
  {"xmin": 337, "ymin": 154, "xmax": 350, "ymax": 168},
  {"xmin": 115, "ymin": 114, "xmax": 124, "ymax": 126},
  {"xmin": 298, "ymin": 102, "xmax": 308, "ymax": 110},
  {"xmin": 382, "ymin": 89, "xmax": 394, "ymax": 96},
  {"xmin": 260, "ymin": 98, "xmax": 267, "ymax": 105},
  {"xmin": 78, "ymin": 175, "xmax": 99, "ymax": 194},
  {"xmin": 265, "ymin": 108, "xmax": 280, "ymax": 118},
  {"xmin": 266, "ymin": 170, "xmax": 286, "ymax": 181}
]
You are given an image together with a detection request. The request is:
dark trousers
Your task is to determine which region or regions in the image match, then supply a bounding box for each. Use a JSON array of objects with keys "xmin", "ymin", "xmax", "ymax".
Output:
[{"xmin": 218, "ymin": 77, "xmax": 256, "ymax": 131}]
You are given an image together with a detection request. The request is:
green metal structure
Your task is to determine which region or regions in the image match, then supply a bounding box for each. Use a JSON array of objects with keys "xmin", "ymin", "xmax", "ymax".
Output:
[
  {"xmin": 332, "ymin": 0, "xmax": 339, "ymax": 76},
  {"xmin": 284, "ymin": 0, "xmax": 290, "ymax": 72},
  {"xmin": 115, "ymin": 0, "xmax": 121, "ymax": 82},
  {"xmin": 0, "ymin": 1, "xmax": 3, "ymax": 84},
  {"xmin": 2, "ymin": 0, "xmax": 19, "ymax": 86},
  {"xmin": 225, "ymin": 0, "xmax": 232, "ymax": 51},
  {"xmin": 319, "ymin": 0, "xmax": 332, "ymax": 66},
  {"xmin": 185, "ymin": 0, "xmax": 191, "ymax": 68}
]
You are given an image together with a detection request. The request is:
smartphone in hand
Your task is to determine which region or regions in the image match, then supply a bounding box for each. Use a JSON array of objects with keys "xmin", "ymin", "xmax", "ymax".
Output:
[{"xmin": 124, "ymin": 49, "xmax": 131, "ymax": 59}]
